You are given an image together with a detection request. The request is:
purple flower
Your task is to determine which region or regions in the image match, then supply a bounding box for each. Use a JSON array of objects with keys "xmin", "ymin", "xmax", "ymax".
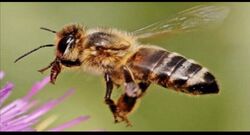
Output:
[{"xmin": 0, "ymin": 70, "xmax": 90, "ymax": 131}]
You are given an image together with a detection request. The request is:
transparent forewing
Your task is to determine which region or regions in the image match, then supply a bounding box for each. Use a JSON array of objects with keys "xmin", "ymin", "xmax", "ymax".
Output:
[{"xmin": 133, "ymin": 5, "xmax": 230, "ymax": 39}]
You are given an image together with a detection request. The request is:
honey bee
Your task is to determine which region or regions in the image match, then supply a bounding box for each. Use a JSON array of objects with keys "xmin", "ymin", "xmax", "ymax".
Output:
[{"xmin": 15, "ymin": 5, "xmax": 230, "ymax": 126}]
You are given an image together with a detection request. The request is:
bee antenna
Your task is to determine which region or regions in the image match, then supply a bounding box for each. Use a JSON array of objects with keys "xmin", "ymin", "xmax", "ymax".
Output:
[
  {"xmin": 40, "ymin": 27, "xmax": 57, "ymax": 33},
  {"xmin": 14, "ymin": 44, "xmax": 55, "ymax": 63}
]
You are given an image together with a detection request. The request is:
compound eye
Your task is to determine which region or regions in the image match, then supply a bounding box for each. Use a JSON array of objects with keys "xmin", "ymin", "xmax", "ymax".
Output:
[{"xmin": 58, "ymin": 34, "xmax": 75, "ymax": 55}]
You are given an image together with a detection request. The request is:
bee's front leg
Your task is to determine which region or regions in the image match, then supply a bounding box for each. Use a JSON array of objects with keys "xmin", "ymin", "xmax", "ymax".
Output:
[{"xmin": 38, "ymin": 58, "xmax": 61, "ymax": 84}]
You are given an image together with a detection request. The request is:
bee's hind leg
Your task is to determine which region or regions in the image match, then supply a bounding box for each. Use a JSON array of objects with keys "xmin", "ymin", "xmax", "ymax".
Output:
[
  {"xmin": 114, "ymin": 66, "xmax": 150, "ymax": 127},
  {"xmin": 104, "ymin": 67, "xmax": 151, "ymax": 127}
]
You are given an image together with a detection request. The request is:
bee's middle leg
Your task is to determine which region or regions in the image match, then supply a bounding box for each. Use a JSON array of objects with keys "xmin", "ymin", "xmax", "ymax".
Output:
[{"xmin": 104, "ymin": 73, "xmax": 120, "ymax": 123}]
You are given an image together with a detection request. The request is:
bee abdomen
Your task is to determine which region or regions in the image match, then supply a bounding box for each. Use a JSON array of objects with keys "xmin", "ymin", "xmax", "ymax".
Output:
[
  {"xmin": 127, "ymin": 47, "xmax": 219, "ymax": 95},
  {"xmin": 153, "ymin": 52, "xmax": 219, "ymax": 95}
]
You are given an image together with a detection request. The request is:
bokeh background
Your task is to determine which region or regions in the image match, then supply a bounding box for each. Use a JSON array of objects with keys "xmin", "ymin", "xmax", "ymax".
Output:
[{"xmin": 1, "ymin": 2, "xmax": 250, "ymax": 131}]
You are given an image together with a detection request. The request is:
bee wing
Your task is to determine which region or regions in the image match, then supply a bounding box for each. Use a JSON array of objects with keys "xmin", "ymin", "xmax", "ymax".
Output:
[{"xmin": 132, "ymin": 5, "xmax": 230, "ymax": 39}]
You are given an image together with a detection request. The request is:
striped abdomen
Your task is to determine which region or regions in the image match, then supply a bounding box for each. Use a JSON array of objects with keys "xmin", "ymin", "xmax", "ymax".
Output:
[{"xmin": 127, "ymin": 47, "xmax": 219, "ymax": 95}]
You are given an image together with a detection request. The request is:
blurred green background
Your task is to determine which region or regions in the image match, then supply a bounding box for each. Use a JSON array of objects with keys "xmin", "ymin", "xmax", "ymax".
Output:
[{"xmin": 1, "ymin": 2, "xmax": 250, "ymax": 131}]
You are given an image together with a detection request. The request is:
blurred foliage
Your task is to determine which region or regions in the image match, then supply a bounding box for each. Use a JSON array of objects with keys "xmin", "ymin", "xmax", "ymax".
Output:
[{"xmin": 1, "ymin": 2, "xmax": 250, "ymax": 131}]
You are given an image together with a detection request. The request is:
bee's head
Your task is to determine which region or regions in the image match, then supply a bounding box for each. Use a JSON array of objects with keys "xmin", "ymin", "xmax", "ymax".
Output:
[
  {"xmin": 14, "ymin": 24, "xmax": 86, "ymax": 84},
  {"xmin": 56, "ymin": 24, "xmax": 86, "ymax": 59}
]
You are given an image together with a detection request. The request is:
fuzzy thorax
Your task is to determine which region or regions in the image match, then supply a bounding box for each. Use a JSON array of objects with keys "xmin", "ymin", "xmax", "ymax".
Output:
[{"xmin": 79, "ymin": 27, "xmax": 139, "ymax": 74}]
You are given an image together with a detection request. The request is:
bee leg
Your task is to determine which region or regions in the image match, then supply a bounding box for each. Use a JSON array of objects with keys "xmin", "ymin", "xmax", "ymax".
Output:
[
  {"xmin": 137, "ymin": 82, "xmax": 151, "ymax": 98},
  {"xmin": 109, "ymin": 66, "xmax": 140, "ymax": 127},
  {"xmin": 38, "ymin": 60, "xmax": 55, "ymax": 73},
  {"xmin": 116, "ymin": 66, "xmax": 151, "ymax": 127},
  {"xmin": 122, "ymin": 66, "xmax": 142, "ymax": 99},
  {"xmin": 116, "ymin": 93, "xmax": 136, "ymax": 127},
  {"xmin": 104, "ymin": 73, "xmax": 119, "ymax": 123},
  {"xmin": 105, "ymin": 67, "xmax": 151, "ymax": 126},
  {"xmin": 50, "ymin": 59, "xmax": 61, "ymax": 84},
  {"xmin": 38, "ymin": 58, "xmax": 62, "ymax": 84}
]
